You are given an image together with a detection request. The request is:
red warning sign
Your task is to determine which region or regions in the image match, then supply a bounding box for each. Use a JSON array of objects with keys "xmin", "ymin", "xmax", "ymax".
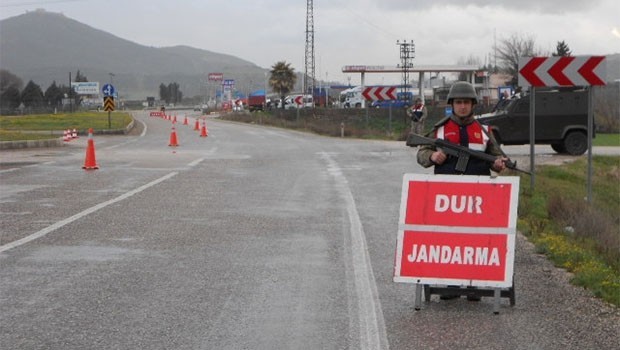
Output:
[
  {"xmin": 398, "ymin": 231, "xmax": 508, "ymax": 282},
  {"xmin": 394, "ymin": 174, "xmax": 519, "ymax": 288},
  {"xmin": 518, "ymin": 56, "xmax": 606, "ymax": 87},
  {"xmin": 403, "ymin": 180, "xmax": 516, "ymax": 228}
]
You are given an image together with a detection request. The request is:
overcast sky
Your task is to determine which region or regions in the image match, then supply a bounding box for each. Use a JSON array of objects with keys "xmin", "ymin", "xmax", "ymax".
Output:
[{"xmin": 1, "ymin": 0, "xmax": 619, "ymax": 85}]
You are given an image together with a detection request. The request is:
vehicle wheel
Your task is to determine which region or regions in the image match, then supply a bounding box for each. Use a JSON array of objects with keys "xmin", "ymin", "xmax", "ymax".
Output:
[
  {"xmin": 562, "ymin": 131, "xmax": 588, "ymax": 155},
  {"xmin": 355, "ymin": 103, "xmax": 361, "ymax": 108},
  {"xmin": 550, "ymin": 142, "xmax": 566, "ymax": 154}
]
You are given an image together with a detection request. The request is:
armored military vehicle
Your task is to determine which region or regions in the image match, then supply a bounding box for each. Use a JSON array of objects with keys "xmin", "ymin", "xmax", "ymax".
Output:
[{"xmin": 477, "ymin": 89, "xmax": 590, "ymax": 155}]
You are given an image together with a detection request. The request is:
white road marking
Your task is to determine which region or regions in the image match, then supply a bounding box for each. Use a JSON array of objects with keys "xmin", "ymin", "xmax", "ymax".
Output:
[
  {"xmin": 319, "ymin": 152, "xmax": 389, "ymax": 350},
  {"xmin": 0, "ymin": 172, "xmax": 178, "ymax": 253}
]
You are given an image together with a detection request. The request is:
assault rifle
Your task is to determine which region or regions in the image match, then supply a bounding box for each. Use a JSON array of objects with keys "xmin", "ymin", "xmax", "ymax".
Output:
[{"xmin": 406, "ymin": 133, "xmax": 531, "ymax": 175}]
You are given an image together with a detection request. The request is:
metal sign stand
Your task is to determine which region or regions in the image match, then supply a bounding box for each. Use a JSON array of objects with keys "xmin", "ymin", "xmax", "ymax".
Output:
[
  {"xmin": 414, "ymin": 284, "xmax": 515, "ymax": 314},
  {"xmin": 587, "ymin": 87, "xmax": 594, "ymax": 202},
  {"xmin": 529, "ymin": 87, "xmax": 536, "ymax": 191}
]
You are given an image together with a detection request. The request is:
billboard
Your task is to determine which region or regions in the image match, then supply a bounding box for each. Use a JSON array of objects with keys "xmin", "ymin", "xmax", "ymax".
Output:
[
  {"xmin": 71, "ymin": 82, "xmax": 100, "ymax": 95},
  {"xmin": 208, "ymin": 73, "xmax": 224, "ymax": 81}
]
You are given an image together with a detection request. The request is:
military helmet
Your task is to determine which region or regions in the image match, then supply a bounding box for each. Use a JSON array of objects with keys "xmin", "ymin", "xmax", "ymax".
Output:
[{"xmin": 447, "ymin": 81, "xmax": 478, "ymax": 105}]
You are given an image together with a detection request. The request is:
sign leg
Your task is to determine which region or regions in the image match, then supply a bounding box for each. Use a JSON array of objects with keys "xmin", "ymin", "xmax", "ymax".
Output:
[
  {"xmin": 414, "ymin": 284, "xmax": 423, "ymax": 310},
  {"xmin": 493, "ymin": 288, "xmax": 501, "ymax": 314}
]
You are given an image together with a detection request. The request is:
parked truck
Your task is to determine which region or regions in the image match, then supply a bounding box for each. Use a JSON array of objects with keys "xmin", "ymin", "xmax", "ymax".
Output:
[
  {"xmin": 476, "ymin": 88, "xmax": 591, "ymax": 155},
  {"xmin": 248, "ymin": 90, "xmax": 266, "ymax": 112},
  {"xmin": 340, "ymin": 86, "xmax": 365, "ymax": 108}
]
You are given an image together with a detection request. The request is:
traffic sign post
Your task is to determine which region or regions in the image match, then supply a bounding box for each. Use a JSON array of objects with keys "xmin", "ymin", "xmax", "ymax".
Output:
[
  {"xmin": 102, "ymin": 83, "xmax": 115, "ymax": 97},
  {"xmin": 394, "ymin": 174, "xmax": 520, "ymax": 313},
  {"xmin": 103, "ymin": 96, "xmax": 115, "ymax": 111},
  {"xmin": 294, "ymin": 95, "xmax": 303, "ymax": 105},
  {"xmin": 518, "ymin": 56, "xmax": 606, "ymax": 87},
  {"xmin": 518, "ymin": 56, "xmax": 606, "ymax": 200},
  {"xmin": 362, "ymin": 86, "xmax": 397, "ymax": 101},
  {"xmin": 103, "ymin": 96, "xmax": 115, "ymax": 129}
]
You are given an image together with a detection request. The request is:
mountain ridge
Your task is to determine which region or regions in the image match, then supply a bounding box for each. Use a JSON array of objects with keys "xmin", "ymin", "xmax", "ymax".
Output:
[{"xmin": 0, "ymin": 10, "xmax": 271, "ymax": 100}]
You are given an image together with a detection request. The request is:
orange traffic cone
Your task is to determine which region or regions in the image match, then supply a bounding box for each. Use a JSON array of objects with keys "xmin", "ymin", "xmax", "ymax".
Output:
[
  {"xmin": 72, "ymin": 128, "xmax": 78, "ymax": 139},
  {"xmin": 194, "ymin": 119, "xmax": 200, "ymax": 131},
  {"xmin": 63, "ymin": 129, "xmax": 71, "ymax": 142},
  {"xmin": 200, "ymin": 121, "xmax": 209, "ymax": 137},
  {"xmin": 183, "ymin": 116, "xmax": 188, "ymax": 125},
  {"xmin": 173, "ymin": 115, "xmax": 177, "ymax": 123},
  {"xmin": 82, "ymin": 132, "xmax": 99, "ymax": 170},
  {"xmin": 169, "ymin": 126, "xmax": 179, "ymax": 146}
]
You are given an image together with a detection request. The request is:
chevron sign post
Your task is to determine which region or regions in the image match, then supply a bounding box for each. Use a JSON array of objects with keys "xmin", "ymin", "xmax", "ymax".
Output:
[
  {"xmin": 518, "ymin": 56, "xmax": 606, "ymax": 87},
  {"xmin": 362, "ymin": 86, "xmax": 397, "ymax": 101},
  {"xmin": 518, "ymin": 56, "xmax": 606, "ymax": 203}
]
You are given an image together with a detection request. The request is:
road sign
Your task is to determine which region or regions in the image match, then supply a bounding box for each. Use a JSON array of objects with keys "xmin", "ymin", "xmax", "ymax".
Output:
[
  {"xmin": 518, "ymin": 56, "xmax": 606, "ymax": 87},
  {"xmin": 394, "ymin": 174, "xmax": 520, "ymax": 288},
  {"xmin": 208, "ymin": 73, "xmax": 224, "ymax": 81},
  {"xmin": 362, "ymin": 86, "xmax": 397, "ymax": 101},
  {"xmin": 102, "ymin": 84, "xmax": 116, "ymax": 97},
  {"xmin": 103, "ymin": 96, "xmax": 115, "ymax": 112},
  {"xmin": 71, "ymin": 82, "xmax": 100, "ymax": 95},
  {"xmin": 294, "ymin": 95, "xmax": 303, "ymax": 105}
]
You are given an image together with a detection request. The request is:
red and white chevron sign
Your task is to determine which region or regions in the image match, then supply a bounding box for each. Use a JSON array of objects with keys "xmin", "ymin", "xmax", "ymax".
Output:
[
  {"xmin": 362, "ymin": 86, "xmax": 397, "ymax": 101},
  {"xmin": 518, "ymin": 56, "xmax": 606, "ymax": 87}
]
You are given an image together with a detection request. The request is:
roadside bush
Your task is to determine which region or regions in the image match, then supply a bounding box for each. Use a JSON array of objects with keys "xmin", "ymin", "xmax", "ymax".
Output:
[
  {"xmin": 518, "ymin": 156, "xmax": 620, "ymax": 306},
  {"xmin": 547, "ymin": 194, "xmax": 619, "ymax": 270}
]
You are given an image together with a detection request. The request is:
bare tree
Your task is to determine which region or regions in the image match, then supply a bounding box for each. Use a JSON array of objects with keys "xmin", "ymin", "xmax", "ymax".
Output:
[
  {"xmin": 495, "ymin": 33, "xmax": 542, "ymax": 86},
  {"xmin": 594, "ymin": 83, "xmax": 620, "ymax": 133}
]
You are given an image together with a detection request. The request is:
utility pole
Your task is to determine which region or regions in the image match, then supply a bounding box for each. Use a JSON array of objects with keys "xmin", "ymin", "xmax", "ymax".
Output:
[
  {"xmin": 69, "ymin": 71, "xmax": 73, "ymax": 113},
  {"xmin": 397, "ymin": 40, "xmax": 415, "ymax": 103},
  {"xmin": 304, "ymin": 0, "xmax": 315, "ymax": 99}
]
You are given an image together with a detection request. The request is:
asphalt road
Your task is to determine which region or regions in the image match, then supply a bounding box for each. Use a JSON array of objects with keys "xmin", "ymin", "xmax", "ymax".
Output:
[{"xmin": 1, "ymin": 110, "xmax": 618, "ymax": 350}]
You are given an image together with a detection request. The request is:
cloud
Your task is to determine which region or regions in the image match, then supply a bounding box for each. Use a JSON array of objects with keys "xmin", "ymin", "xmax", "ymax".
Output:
[{"xmin": 613, "ymin": 27, "xmax": 620, "ymax": 39}]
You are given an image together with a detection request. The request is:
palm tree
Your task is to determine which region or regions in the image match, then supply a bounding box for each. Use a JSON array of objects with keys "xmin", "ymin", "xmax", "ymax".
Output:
[{"xmin": 269, "ymin": 61, "xmax": 296, "ymax": 109}]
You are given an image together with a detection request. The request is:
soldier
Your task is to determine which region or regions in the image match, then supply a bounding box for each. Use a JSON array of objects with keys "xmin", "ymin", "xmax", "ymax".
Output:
[
  {"xmin": 407, "ymin": 98, "xmax": 427, "ymax": 134},
  {"xmin": 417, "ymin": 81, "xmax": 508, "ymax": 176}
]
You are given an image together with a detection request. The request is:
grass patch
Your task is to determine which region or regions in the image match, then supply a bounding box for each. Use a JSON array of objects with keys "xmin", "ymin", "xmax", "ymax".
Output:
[
  {"xmin": 594, "ymin": 133, "xmax": 620, "ymax": 147},
  {"xmin": 0, "ymin": 130, "xmax": 63, "ymax": 141},
  {"xmin": 519, "ymin": 155, "xmax": 620, "ymax": 306},
  {"xmin": 0, "ymin": 112, "xmax": 133, "ymax": 141}
]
